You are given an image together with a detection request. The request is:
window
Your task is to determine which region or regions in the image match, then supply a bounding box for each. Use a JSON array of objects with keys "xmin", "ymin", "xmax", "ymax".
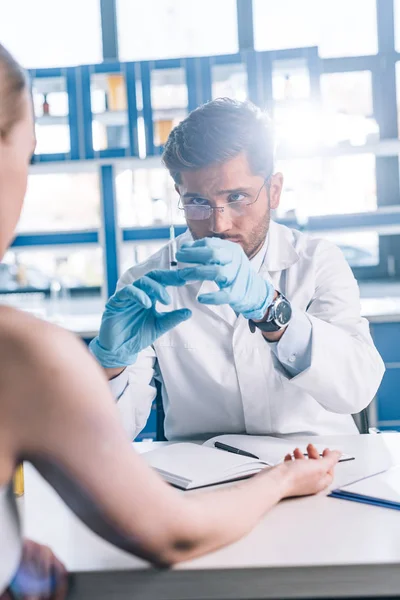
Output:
[
  {"xmin": 0, "ymin": 290, "xmax": 47, "ymax": 317},
  {"xmin": 120, "ymin": 241, "xmax": 166, "ymax": 274},
  {"xmin": 273, "ymin": 59, "xmax": 310, "ymax": 101},
  {"xmin": 275, "ymin": 155, "xmax": 377, "ymax": 220},
  {"xmin": 117, "ymin": 0, "xmax": 238, "ymax": 61},
  {"xmin": 91, "ymin": 73, "xmax": 130, "ymax": 152},
  {"xmin": 0, "ymin": 0, "xmax": 102, "ymax": 69},
  {"xmin": 310, "ymin": 230, "xmax": 379, "ymax": 268},
  {"xmin": 394, "ymin": 62, "xmax": 400, "ymax": 139},
  {"xmin": 212, "ymin": 63, "xmax": 248, "ymax": 101},
  {"xmin": 151, "ymin": 68, "xmax": 188, "ymax": 146},
  {"xmin": 32, "ymin": 76, "xmax": 70, "ymax": 154},
  {"xmin": 254, "ymin": 0, "xmax": 378, "ymax": 58},
  {"xmin": 272, "ymin": 58, "xmax": 317, "ymax": 154},
  {"xmin": 17, "ymin": 173, "xmax": 101, "ymax": 233},
  {"xmin": 394, "ymin": 0, "xmax": 400, "ymax": 52},
  {"xmin": 321, "ymin": 72, "xmax": 378, "ymax": 147},
  {"xmin": 33, "ymin": 77, "xmax": 69, "ymax": 118},
  {"xmin": 1, "ymin": 247, "xmax": 103, "ymax": 292},
  {"xmin": 116, "ymin": 167, "xmax": 185, "ymax": 228}
]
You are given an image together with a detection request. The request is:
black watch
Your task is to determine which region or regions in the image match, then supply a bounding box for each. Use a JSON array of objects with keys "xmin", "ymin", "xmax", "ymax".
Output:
[{"xmin": 249, "ymin": 293, "xmax": 292, "ymax": 333}]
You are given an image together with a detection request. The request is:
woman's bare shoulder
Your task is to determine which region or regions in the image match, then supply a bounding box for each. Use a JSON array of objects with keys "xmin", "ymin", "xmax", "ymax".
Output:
[
  {"xmin": 0, "ymin": 305, "xmax": 68, "ymax": 346},
  {"xmin": 0, "ymin": 305, "xmax": 108, "ymax": 428},
  {"xmin": 0, "ymin": 305, "xmax": 47, "ymax": 351},
  {"xmin": 0, "ymin": 305, "xmax": 89, "ymax": 373}
]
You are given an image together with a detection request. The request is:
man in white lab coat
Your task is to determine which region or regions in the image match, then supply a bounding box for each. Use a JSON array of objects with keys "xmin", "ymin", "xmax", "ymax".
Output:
[{"xmin": 90, "ymin": 98, "xmax": 385, "ymax": 440}]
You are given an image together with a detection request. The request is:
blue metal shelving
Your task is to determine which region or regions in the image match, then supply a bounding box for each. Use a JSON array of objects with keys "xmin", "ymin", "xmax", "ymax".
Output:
[{"xmin": 5, "ymin": 0, "xmax": 400, "ymax": 438}]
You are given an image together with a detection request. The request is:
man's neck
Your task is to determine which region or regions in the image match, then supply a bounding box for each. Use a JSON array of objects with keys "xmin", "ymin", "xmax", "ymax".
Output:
[{"xmin": 249, "ymin": 234, "xmax": 269, "ymax": 272}]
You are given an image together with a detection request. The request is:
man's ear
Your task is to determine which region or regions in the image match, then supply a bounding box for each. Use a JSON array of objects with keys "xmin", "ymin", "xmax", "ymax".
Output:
[{"xmin": 269, "ymin": 173, "xmax": 283, "ymax": 210}]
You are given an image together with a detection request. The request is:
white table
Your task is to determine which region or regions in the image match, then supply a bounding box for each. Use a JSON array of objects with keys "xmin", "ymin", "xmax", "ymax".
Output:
[
  {"xmin": 20, "ymin": 434, "xmax": 400, "ymax": 599},
  {"xmin": 9, "ymin": 295, "xmax": 400, "ymax": 342},
  {"xmin": 40, "ymin": 298, "xmax": 400, "ymax": 338}
]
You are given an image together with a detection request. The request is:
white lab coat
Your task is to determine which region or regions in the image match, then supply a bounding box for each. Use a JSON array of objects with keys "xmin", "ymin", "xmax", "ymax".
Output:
[{"xmin": 113, "ymin": 221, "xmax": 385, "ymax": 440}]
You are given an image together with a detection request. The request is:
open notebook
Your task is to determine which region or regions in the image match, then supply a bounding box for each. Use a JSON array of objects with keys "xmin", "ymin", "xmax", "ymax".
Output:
[{"xmin": 142, "ymin": 434, "xmax": 354, "ymax": 490}]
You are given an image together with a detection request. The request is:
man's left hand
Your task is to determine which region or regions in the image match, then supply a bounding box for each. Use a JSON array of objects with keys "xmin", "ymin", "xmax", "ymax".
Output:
[{"xmin": 176, "ymin": 237, "xmax": 275, "ymax": 320}]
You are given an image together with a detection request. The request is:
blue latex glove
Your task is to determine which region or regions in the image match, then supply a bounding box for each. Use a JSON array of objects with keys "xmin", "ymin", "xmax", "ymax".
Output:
[
  {"xmin": 90, "ymin": 270, "xmax": 191, "ymax": 368},
  {"xmin": 176, "ymin": 237, "xmax": 274, "ymax": 320}
]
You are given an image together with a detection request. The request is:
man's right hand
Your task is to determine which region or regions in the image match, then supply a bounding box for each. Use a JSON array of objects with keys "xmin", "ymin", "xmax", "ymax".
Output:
[{"xmin": 89, "ymin": 270, "xmax": 191, "ymax": 372}]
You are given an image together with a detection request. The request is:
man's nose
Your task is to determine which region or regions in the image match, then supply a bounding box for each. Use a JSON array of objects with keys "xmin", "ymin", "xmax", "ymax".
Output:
[{"xmin": 210, "ymin": 207, "xmax": 233, "ymax": 234}]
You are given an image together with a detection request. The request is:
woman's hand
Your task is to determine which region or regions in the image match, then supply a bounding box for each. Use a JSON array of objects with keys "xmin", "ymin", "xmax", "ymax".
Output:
[{"xmin": 278, "ymin": 444, "xmax": 340, "ymax": 498}]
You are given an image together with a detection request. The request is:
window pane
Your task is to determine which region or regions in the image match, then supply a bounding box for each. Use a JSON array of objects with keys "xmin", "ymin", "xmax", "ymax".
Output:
[
  {"xmin": 17, "ymin": 173, "xmax": 101, "ymax": 232},
  {"xmin": 0, "ymin": 0, "xmax": 102, "ymax": 69},
  {"xmin": 32, "ymin": 76, "xmax": 70, "ymax": 154},
  {"xmin": 1, "ymin": 247, "xmax": 103, "ymax": 292},
  {"xmin": 212, "ymin": 64, "xmax": 248, "ymax": 102},
  {"xmin": 274, "ymin": 103, "xmax": 320, "ymax": 155},
  {"xmin": 117, "ymin": 0, "xmax": 238, "ymax": 61},
  {"xmin": 116, "ymin": 167, "xmax": 184, "ymax": 228},
  {"xmin": 394, "ymin": 0, "xmax": 400, "ymax": 52},
  {"xmin": 275, "ymin": 70, "xmax": 379, "ymax": 154},
  {"xmin": 0, "ymin": 290, "xmax": 47, "ymax": 318},
  {"xmin": 321, "ymin": 72, "xmax": 379, "ymax": 146},
  {"xmin": 120, "ymin": 241, "xmax": 166, "ymax": 274},
  {"xmin": 151, "ymin": 68, "xmax": 188, "ymax": 146},
  {"xmin": 33, "ymin": 78, "xmax": 69, "ymax": 117},
  {"xmin": 310, "ymin": 231, "xmax": 379, "ymax": 268},
  {"xmin": 272, "ymin": 59, "xmax": 316, "ymax": 154},
  {"xmin": 275, "ymin": 155, "xmax": 377, "ymax": 220},
  {"xmin": 91, "ymin": 73, "xmax": 130, "ymax": 152},
  {"xmin": 273, "ymin": 59, "xmax": 310, "ymax": 101},
  {"xmin": 254, "ymin": 0, "xmax": 378, "ymax": 58},
  {"xmin": 395, "ymin": 62, "xmax": 400, "ymax": 139}
]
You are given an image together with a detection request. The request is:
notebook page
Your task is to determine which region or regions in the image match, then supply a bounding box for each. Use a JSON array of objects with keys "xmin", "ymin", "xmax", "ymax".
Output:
[
  {"xmin": 205, "ymin": 434, "xmax": 353, "ymax": 465},
  {"xmin": 339, "ymin": 466, "xmax": 400, "ymax": 503},
  {"xmin": 142, "ymin": 442, "xmax": 265, "ymax": 485}
]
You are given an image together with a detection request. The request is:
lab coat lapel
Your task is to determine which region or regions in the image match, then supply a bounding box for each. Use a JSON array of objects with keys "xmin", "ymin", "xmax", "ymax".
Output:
[{"xmin": 259, "ymin": 220, "xmax": 300, "ymax": 291}]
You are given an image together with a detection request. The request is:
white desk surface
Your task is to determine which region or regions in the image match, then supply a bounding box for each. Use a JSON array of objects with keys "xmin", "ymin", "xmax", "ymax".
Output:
[
  {"xmin": 47, "ymin": 299, "xmax": 400, "ymax": 336},
  {"xmin": 7, "ymin": 295, "xmax": 400, "ymax": 340},
  {"xmin": 19, "ymin": 433, "xmax": 400, "ymax": 599}
]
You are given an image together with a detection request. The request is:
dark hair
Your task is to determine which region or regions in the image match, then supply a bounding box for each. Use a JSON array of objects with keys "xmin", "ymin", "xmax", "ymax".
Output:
[
  {"xmin": 162, "ymin": 98, "xmax": 274, "ymax": 183},
  {"xmin": 0, "ymin": 43, "xmax": 27, "ymax": 139}
]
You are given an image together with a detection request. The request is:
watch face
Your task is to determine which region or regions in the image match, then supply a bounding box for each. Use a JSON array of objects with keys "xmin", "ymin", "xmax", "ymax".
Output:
[{"xmin": 275, "ymin": 299, "xmax": 292, "ymax": 326}]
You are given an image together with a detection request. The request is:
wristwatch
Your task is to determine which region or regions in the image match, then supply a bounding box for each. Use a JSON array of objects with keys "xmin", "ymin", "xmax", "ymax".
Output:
[{"xmin": 249, "ymin": 292, "xmax": 292, "ymax": 333}]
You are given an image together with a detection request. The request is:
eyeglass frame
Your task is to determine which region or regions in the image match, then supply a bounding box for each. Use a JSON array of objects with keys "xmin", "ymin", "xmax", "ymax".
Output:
[{"xmin": 177, "ymin": 175, "xmax": 272, "ymax": 221}]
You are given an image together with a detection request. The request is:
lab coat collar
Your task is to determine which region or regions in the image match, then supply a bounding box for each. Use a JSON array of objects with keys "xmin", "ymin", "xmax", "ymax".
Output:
[{"xmin": 260, "ymin": 220, "xmax": 300, "ymax": 273}]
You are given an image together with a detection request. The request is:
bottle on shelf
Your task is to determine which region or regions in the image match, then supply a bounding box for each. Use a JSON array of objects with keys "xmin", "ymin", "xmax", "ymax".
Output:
[{"xmin": 42, "ymin": 93, "xmax": 50, "ymax": 116}]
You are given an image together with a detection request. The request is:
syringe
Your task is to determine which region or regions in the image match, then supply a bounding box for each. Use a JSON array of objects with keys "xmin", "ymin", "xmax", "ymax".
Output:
[{"xmin": 169, "ymin": 224, "xmax": 177, "ymax": 268}]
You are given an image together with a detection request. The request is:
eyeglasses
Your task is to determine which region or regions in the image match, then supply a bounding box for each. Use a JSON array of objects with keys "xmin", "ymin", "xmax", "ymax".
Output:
[{"xmin": 178, "ymin": 177, "xmax": 271, "ymax": 221}]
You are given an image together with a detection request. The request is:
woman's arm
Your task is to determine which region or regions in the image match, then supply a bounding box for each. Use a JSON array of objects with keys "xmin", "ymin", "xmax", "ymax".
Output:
[{"xmin": 0, "ymin": 308, "xmax": 339, "ymax": 567}]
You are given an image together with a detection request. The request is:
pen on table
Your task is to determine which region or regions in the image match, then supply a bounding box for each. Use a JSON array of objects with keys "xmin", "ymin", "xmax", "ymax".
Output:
[
  {"xmin": 13, "ymin": 463, "xmax": 24, "ymax": 497},
  {"xmin": 302, "ymin": 452, "xmax": 353, "ymax": 462},
  {"xmin": 214, "ymin": 441, "xmax": 259, "ymax": 459},
  {"xmin": 169, "ymin": 224, "xmax": 177, "ymax": 268}
]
